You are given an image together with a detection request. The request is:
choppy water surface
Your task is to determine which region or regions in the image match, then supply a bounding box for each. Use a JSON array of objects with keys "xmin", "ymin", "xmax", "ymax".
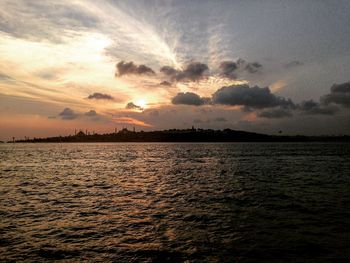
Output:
[{"xmin": 1, "ymin": 143, "xmax": 350, "ymax": 262}]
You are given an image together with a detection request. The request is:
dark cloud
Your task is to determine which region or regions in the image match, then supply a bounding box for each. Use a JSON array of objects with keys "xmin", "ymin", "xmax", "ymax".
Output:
[
  {"xmin": 258, "ymin": 108, "xmax": 293, "ymax": 118},
  {"xmin": 330, "ymin": 82, "xmax": 350, "ymax": 93},
  {"xmin": 159, "ymin": 80, "xmax": 172, "ymax": 86},
  {"xmin": 126, "ymin": 102, "xmax": 143, "ymax": 110},
  {"xmin": 160, "ymin": 66, "xmax": 178, "ymax": 76},
  {"xmin": 255, "ymin": 82, "xmax": 350, "ymax": 117},
  {"xmin": 295, "ymin": 82, "xmax": 350, "ymax": 115},
  {"xmin": 161, "ymin": 62, "xmax": 208, "ymax": 82},
  {"xmin": 169, "ymin": 82, "xmax": 348, "ymax": 119},
  {"xmin": 212, "ymin": 84, "xmax": 294, "ymax": 109},
  {"xmin": 244, "ymin": 62, "xmax": 262, "ymax": 73},
  {"xmin": 284, "ymin": 60, "xmax": 304, "ymax": 69},
  {"xmin": 59, "ymin": 108, "xmax": 77, "ymax": 120},
  {"xmin": 116, "ymin": 61, "xmax": 155, "ymax": 77},
  {"xmin": 219, "ymin": 61, "xmax": 238, "ymax": 79},
  {"xmin": 172, "ymin": 92, "xmax": 210, "ymax": 106},
  {"xmin": 87, "ymin": 92, "xmax": 114, "ymax": 100},
  {"xmin": 219, "ymin": 59, "xmax": 262, "ymax": 79},
  {"xmin": 298, "ymin": 100, "xmax": 339, "ymax": 115},
  {"xmin": 321, "ymin": 82, "xmax": 350, "ymax": 107},
  {"xmin": 178, "ymin": 62, "xmax": 208, "ymax": 81},
  {"xmin": 85, "ymin": 109, "xmax": 98, "ymax": 117}
]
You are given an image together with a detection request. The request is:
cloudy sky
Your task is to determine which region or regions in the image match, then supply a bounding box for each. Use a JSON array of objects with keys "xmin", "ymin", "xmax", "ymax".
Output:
[{"xmin": 1, "ymin": 0, "xmax": 350, "ymax": 140}]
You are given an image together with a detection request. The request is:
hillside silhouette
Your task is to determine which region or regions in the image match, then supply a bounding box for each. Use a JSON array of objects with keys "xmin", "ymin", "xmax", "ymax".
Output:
[{"xmin": 13, "ymin": 128, "xmax": 350, "ymax": 143}]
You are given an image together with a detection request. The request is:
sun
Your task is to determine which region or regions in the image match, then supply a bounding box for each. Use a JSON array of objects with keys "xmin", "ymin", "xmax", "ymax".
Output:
[{"xmin": 136, "ymin": 99, "xmax": 147, "ymax": 109}]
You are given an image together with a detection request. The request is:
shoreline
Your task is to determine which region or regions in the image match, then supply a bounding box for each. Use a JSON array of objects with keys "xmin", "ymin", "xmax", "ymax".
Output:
[{"xmin": 8, "ymin": 128, "xmax": 350, "ymax": 143}]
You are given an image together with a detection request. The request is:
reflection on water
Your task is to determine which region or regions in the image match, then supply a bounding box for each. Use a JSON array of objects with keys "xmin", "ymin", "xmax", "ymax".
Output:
[{"xmin": 0, "ymin": 143, "xmax": 350, "ymax": 262}]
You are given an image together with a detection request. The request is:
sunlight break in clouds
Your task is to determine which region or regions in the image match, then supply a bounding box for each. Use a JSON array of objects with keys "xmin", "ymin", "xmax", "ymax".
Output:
[{"xmin": 1, "ymin": 0, "xmax": 350, "ymax": 140}]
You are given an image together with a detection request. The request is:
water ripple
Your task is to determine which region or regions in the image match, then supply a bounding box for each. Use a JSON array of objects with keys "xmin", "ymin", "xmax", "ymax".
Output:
[{"xmin": 1, "ymin": 142, "xmax": 350, "ymax": 262}]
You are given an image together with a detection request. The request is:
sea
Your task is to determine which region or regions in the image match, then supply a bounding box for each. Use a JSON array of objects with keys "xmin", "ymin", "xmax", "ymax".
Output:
[{"xmin": 1, "ymin": 142, "xmax": 350, "ymax": 262}]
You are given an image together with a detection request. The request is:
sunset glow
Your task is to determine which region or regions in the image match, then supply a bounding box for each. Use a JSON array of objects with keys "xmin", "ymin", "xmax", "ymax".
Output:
[
  {"xmin": 0, "ymin": 0, "xmax": 350, "ymax": 141},
  {"xmin": 1, "ymin": 2, "xmax": 350, "ymax": 262},
  {"xmin": 136, "ymin": 99, "xmax": 147, "ymax": 109}
]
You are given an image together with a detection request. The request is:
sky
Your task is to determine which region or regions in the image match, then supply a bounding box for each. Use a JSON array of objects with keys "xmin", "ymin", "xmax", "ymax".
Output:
[{"xmin": 0, "ymin": 0, "xmax": 350, "ymax": 140}]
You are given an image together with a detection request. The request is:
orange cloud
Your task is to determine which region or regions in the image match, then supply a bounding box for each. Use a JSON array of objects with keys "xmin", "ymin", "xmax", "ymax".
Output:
[
  {"xmin": 242, "ymin": 112, "xmax": 258, "ymax": 121},
  {"xmin": 270, "ymin": 80, "xmax": 287, "ymax": 92},
  {"xmin": 112, "ymin": 117, "xmax": 152, "ymax": 127}
]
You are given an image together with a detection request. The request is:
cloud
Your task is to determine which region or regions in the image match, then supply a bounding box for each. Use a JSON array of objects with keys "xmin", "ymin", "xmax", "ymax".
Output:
[
  {"xmin": 321, "ymin": 82, "xmax": 350, "ymax": 108},
  {"xmin": 116, "ymin": 61, "xmax": 155, "ymax": 77},
  {"xmin": 36, "ymin": 71, "xmax": 59, "ymax": 80},
  {"xmin": 212, "ymin": 84, "xmax": 294, "ymax": 109},
  {"xmin": 59, "ymin": 107, "xmax": 77, "ymax": 120},
  {"xmin": 0, "ymin": 72, "xmax": 13, "ymax": 82},
  {"xmin": 284, "ymin": 60, "xmax": 304, "ymax": 69},
  {"xmin": 171, "ymin": 92, "xmax": 210, "ymax": 106},
  {"xmin": 0, "ymin": 1, "xmax": 99, "ymax": 43},
  {"xmin": 169, "ymin": 81, "xmax": 348, "ymax": 119},
  {"xmin": 219, "ymin": 61, "xmax": 238, "ymax": 79},
  {"xmin": 161, "ymin": 62, "xmax": 208, "ymax": 82},
  {"xmin": 160, "ymin": 66, "xmax": 178, "ymax": 76},
  {"xmin": 330, "ymin": 82, "xmax": 350, "ymax": 93},
  {"xmin": 177, "ymin": 62, "xmax": 209, "ymax": 81},
  {"xmin": 159, "ymin": 80, "xmax": 172, "ymax": 86},
  {"xmin": 218, "ymin": 59, "xmax": 262, "ymax": 79},
  {"xmin": 85, "ymin": 109, "xmax": 98, "ymax": 117},
  {"xmin": 112, "ymin": 117, "xmax": 152, "ymax": 127},
  {"xmin": 293, "ymin": 82, "xmax": 350, "ymax": 115},
  {"xmin": 126, "ymin": 102, "xmax": 143, "ymax": 110},
  {"xmin": 258, "ymin": 108, "xmax": 293, "ymax": 118},
  {"xmin": 299, "ymin": 100, "xmax": 339, "ymax": 115},
  {"xmin": 87, "ymin": 92, "xmax": 114, "ymax": 100},
  {"xmin": 244, "ymin": 62, "xmax": 262, "ymax": 73}
]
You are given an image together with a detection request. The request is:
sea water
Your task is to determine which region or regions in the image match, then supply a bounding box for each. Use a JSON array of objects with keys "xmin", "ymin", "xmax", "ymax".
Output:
[{"xmin": 1, "ymin": 143, "xmax": 349, "ymax": 262}]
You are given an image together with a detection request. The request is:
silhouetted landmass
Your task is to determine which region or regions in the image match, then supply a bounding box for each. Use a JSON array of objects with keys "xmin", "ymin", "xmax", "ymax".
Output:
[{"xmin": 11, "ymin": 128, "xmax": 350, "ymax": 143}]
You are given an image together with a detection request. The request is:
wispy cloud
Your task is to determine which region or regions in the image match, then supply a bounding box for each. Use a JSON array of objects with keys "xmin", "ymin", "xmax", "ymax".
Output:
[{"xmin": 112, "ymin": 117, "xmax": 152, "ymax": 127}]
